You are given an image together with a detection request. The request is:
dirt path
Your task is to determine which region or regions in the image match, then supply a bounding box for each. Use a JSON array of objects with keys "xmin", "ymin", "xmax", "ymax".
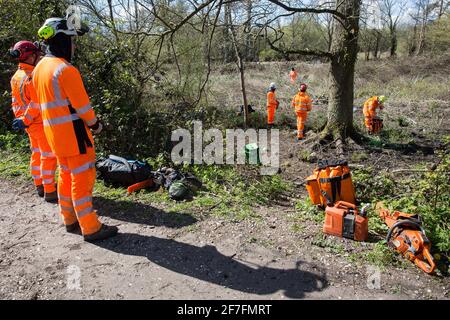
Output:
[{"xmin": 0, "ymin": 179, "xmax": 448, "ymax": 300}]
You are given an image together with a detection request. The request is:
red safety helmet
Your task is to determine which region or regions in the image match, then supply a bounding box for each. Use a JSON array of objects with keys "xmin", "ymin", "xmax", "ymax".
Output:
[
  {"xmin": 8, "ymin": 41, "xmax": 40, "ymax": 61},
  {"xmin": 300, "ymin": 83, "xmax": 307, "ymax": 92}
]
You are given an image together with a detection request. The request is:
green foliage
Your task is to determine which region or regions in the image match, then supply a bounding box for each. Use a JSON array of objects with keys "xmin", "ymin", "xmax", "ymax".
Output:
[
  {"xmin": 311, "ymin": 234, "xmax": 345, "ymax": 254},
  {"xmin": 366, "ymin": 241, "xmax": 399, "ymax": 269},
  {"xmin": 294, "ymin": 198, "xmax": 324, "ymax": 223},
  {"xmin": 247, "ymin": 175, "xmax": 293, "ymax": 205},
  {"xmin": 258, "ymin": 49, "xmax": 282, "ymax": 62},
  {"xmin": 427, "ymin": 14, "xmax": 450, "ymax": 53},
  {"xmin": 352, "ymin": 150, "xmax": 450, "ymax": 255}
]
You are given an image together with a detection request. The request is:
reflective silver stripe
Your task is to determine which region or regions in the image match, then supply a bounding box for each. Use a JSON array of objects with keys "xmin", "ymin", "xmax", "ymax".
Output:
[
  {"xmin": 77, "ymin": 103, "xmax": 92, "ymax": 115},
  {"xmin": 29, "ymin": 102, "xmax": 40, "ymax": 109},
  {"xmin": 43, "ymin": 178, "xmax": 54, "ymax": 184},
  {"xmin": 60, "ymin": 205, "xmax": 75, "ymax": 213},
  {"xmin": 41, "ymin": 99, "xmax": 70, "ymax": 110},
  {"xmin": 12, "ymin": 106, "xmax": 26, "ymax": 113},
  {"xmin": 12, "ymin": 97, "xmax": 17, "ymax": 103},
  {"xmin": 59, "ymin": 164, "xmax": 70, "ymax": 172},
  {"xmin": 31, "ymin": 166, "xmax": 40, "ymax": 171},
  {"xmin": 43, "ymin": 114, "xmax": 80, "ymax": 126},
  {"xmin": 18, "ymin": 75, "xmax": 27, "ymax": 106},
  {"xmin": 31, "ymin": 147, "xmax": 40, "ymax": 153},
  {"xmin": 25, "ymin": 113, "xmax": 34, "ymax": 121},
  {"xmin": 71, "ymin": 161, "xmax": 95, "ymax": 175},
  {"xmin": 32, "ymin": 174, "xmax": 41, "ymax": 179},
  {"xmin": 52, "ymin": 63, "xmax": 69, "ymax": 101},
  {"xmin": 59, "ymin": 195, "xmax": 72, "ymax": 202},
  {"xmin": 77, "ymin": 206, "xmax": 93, "ymax": 218},
  {"xmin": 294, "ymin": 103, "xmax": 310, "ymax": 106},
  {"xmin": 73, "ymin": 196, "xmax": 92, "ymax": 207},
  {"xmin": 41, "ymin": 170, "xmax": 55, "ymax": 175},
  {"xmin": 41, "ymin": 151, "xmax": 56, "ymax": 157},
  {"xmin": 86, "ymin": 117, "xmax": 97, "ymax": 126}
]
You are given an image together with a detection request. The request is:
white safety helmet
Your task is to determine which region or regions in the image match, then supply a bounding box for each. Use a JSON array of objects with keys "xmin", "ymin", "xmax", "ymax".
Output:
[
  {"xmin": 38, "ymin": 17, "xmax": 89, "ymax": 40},
  {"xmin": 269, "ymin": 82, "xmax": 276, "ymax": 90}
]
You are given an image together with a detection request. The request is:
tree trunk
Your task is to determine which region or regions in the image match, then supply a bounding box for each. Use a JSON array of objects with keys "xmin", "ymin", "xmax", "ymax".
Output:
[
  {"xmin": 245, "ymin": 0, "xmax": 253, "ymax": 61},
  {"xmin": 438, "ymin": 0, "xmax": 445, "ymax": 19},
  {"xmin": 237, "ymin": 55, "xmax": 249, "ymax": 128},
  {"xmin": 227, "ymin": 4, "xmax": 249, "ymax": 127},
  {"xmin": 323, "ymin": 0, "xmax": 361, "ymax": 141},
  {"xmin": 373, "ymin": 30, "xmax": 381, "ymax": 59},
  {"xmin": 390, "ymin": 29, "xmax": 397, "ymax": 57}
]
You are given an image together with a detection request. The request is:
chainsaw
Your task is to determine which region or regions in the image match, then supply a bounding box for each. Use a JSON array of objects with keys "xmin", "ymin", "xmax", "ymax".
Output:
[{"xmin": 377, "ymin": 202, "xmax": 436, "ymax": 274}]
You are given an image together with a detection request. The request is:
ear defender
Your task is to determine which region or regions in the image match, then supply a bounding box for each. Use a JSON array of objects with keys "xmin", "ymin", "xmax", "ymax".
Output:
[
  {"xmin": 8, "ymin": 49, "xmax": 21, "ymax": 59},
  {"xmin": 38, "ymin": 25, "xmax": 55, "ymax": 40}
]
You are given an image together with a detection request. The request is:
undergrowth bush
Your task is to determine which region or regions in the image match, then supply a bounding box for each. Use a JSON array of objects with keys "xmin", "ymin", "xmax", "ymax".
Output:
[{"xmin": 353, "ymin": 148, "xmax": 450, "ymax": 255}]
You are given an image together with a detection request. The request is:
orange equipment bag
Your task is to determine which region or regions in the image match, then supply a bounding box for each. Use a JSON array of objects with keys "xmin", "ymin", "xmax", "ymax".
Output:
[
  {"xmin": 369, "ymin": 117, "xmax": 383, "ymax": 134},
  {"xmin": 323, "ymin": 201, "xmax": 368, "ymax": 241},
  {"xmin": 305, "ymin": 160, "xmax": 356, "ymax": 207},
  {"xmin": 306, "ymin": 169, "xmax": 321, "ymax": 205}
]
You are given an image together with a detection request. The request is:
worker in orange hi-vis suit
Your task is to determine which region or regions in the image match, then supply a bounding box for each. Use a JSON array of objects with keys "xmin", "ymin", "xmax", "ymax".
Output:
[
  {"xmin": 363, "ymin": 95, "xmax": 385, "ymax": 134},
  {"xmin": 28, "ymin": 17, "xmax": 118, "ymax": 241},
  {"xmin": 266, "ymin": 82, "xmax": 279, "ymax": 128},
  {"xmin": 9, "ymin": 41, "xmax": 57, "ymax": 202},
  {"xmin": 289, "ymin": 67, "xmax": 298, "ymax": 84},
  {"xmin": 291, "ymin": 83, "xmax": 312, "ymax": 141}
]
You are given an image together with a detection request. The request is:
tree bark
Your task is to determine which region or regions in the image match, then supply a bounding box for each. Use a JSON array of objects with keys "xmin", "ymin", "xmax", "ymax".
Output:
[
  {"xmin": 373, "ymin": 30, "xmax": 380, "ymax": 59},
  {"xmin": 390, "ymin": 29, "xmax": 397, "ymax": 57},
  {"xmin": 227, "ymin": 4, "xmax": 249, "ymax": 127},
  {"xmin": 323, "ymin": 0, "xmax": 361, "ymax": 141}
]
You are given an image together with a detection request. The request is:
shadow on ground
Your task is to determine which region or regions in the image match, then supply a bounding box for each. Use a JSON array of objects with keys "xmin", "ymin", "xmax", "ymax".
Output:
[
  {"xmin": 94, "ymin": 196, "xmax": 197, "ymax": 229},
  {"xmin": 94, "ymin": 233, "xmax": 328, "ymax": 299}
]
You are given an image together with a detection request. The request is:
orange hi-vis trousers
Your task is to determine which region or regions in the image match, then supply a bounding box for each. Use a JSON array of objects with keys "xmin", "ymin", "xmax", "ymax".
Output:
[
  {"xmin": 267, "ymin": 106, "xmax": 276, "ymax": 125},
  {"xmin": 296, "ymin": 111, "xmax": 308, "ymax": 138},
  {"xmin": 57, "ymin": 147, "xmax": 101, "ymax": 236},
  {"xmin": 27, "ymin": 126, "xmax": 57, "ymax": 193},
  {"xmin": 364, "ymin": 117, "xmax": 372, "ymax": 130}
]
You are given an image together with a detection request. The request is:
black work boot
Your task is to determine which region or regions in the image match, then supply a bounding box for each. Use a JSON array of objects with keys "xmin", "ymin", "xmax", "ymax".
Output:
[
  {"xmin": 66, "ymin": 221, "xmax": 81, "ymax": 234},
  {"xmin": 44, "ymin": 191, "xmax": 58, "ymax": 203},
  {"xmin": 84, "ymin": 224, "xmax": 118, "ymax": 242},
  {"xmin": 36, "ymin": 185, "xmax": 44, "ymax": 197}
]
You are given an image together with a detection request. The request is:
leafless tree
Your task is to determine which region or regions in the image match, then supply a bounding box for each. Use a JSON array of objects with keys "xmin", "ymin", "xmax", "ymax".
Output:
[
  {"xmin": 378, "ymin": 0, "xmax": 406, "ymax": 57},
  {"xmin": 260, "ymin": 0, "xmax": 363, "ymax": 146}
]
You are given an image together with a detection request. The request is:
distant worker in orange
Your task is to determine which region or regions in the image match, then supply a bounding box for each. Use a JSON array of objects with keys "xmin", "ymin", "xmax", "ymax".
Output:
[
  {"xmin": 363, "ymin": 95, "xmax": 385, "ymax": 134},
  {"xmin": 266, "ymin": 82, "xmax": 279, "ymax": 128},
  {"xmin": 29, "ymin": 17, "xmax": 118, "ymax": 241},
  {"xmin": 291, "ymin": 83, "xmax": 312, "ymax": 141},
  {"xmin": 289, "ymin": 67, "xmax": 298, "ymax": 84},
  {"xmin": 10, "ymin": 41, "xmax": 58, "ymax": 202}
]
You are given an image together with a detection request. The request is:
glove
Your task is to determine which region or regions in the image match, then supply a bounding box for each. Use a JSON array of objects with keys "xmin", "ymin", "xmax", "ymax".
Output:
[
  {"xmin": 89, "ymin": 120, "xmax": 103, "ymax": 135},
  {"xmin": 12, "ymin": 118, "xmax": 27, "ymax": 131}
]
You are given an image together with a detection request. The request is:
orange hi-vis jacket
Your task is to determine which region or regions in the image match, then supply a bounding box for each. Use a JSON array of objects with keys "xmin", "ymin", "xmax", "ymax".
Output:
[
  {"xmin": 363, "ymin": 96, "xmax": 381, "ymax": 118},
  {"xmin": 10, "ymin": 63, "xmax": 42, "ymax": 131},
  {"xmin": 289, "ymin": 70, "xmax": 298, "ymax": 83},
  {"xmin": 267, "ymin": 91, "xmax": 278, "ymax": 109},
  {"xmin": 28, "ymin": 55, "xmax": 98, "ymax": 157},
  {"xmin": 291, "ymin": 91, "xmax": 312, "ymax": 114}
]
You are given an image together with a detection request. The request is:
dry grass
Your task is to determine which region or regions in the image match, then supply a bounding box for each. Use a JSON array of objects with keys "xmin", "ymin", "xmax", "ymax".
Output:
[{"xmin": 207, "ymin": 55, "xmax": 450, "ymax": 140}]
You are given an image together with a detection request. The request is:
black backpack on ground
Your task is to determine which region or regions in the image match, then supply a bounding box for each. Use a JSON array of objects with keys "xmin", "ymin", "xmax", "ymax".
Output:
[
  {"xmin": 96, "ymin": 155, "xmax": 152, "ymax": 187},
  {"xmin": 153, "ymin": 167, "xmax": 202, "ymax": 200}
]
